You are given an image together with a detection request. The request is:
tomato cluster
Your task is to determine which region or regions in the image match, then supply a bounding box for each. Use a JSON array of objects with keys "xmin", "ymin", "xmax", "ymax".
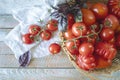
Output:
[
  {"xmin": 63, "ymin": 1, "xmax": 120, "ymax": 71},
  {"xmin": 22, "ymin": 19, "xmax": 61, "ymax": 54}
]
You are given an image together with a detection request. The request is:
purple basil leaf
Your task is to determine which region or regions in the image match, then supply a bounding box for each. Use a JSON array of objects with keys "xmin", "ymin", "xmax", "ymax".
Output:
[{"xmin": 19, "ymin": 51, "xmax": 31, "ymax": 67}]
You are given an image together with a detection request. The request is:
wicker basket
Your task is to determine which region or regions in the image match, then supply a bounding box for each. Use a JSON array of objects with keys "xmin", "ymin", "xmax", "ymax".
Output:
[{"xmin": 60, "ymin": 0, "xmax": 120, "ymax": 79}]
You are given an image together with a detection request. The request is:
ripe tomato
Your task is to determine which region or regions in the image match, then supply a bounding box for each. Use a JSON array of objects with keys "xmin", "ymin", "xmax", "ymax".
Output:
[
  {"xmin": 104, "ymin": 14, "xmax": 119, "ymax": 31},
  {"xmin": 67, "ymin": 14, "xmax": 75, "ymax": 30},
  {"xmin": 63, "ymin": 29, "xmax": 76, "ymax": 40},
  {"xmin": 91, "ymin": 3, "xmax": 108, "ymax": 20},
  {"xmin": 40, "ymin": 30, "xmax": 52, "ymax": 40},
  {"xmin": 100, "ymin": 28, "xmax": 114, "ymax": 41},
  {"xmin": 65, "ymin": 40, "xmax": 80, "ymax": 55},
  {"xmin": 29, "ymin": 24, "xmax": 41, "ymax": 36},
  {"xmin": 79, "ymin": 42, "xmax": 94, "ymax": 56},
  {"xmin": 49, "ymin": 43, "xmax": 61, "ymax": 54},
  {"xmin": 76, "ymin": 54, "xmax": 96, "ymax": 71},
  {"xmin": 116, "ymin": 25, "xmax": 120, "ymax": 33},
  {"xmin": 80, "ymin": 29, "xmax": 97, "ymax": 45},
  {"xmin": 46, "ymin": 19, "xmax": 58, "ymax": 31},
  {"xmin": 22, "ymin": 33, "xmax": 34, "ymax": 44},
  {"xmin": 95, "ymin": 42, "xmax": 117, "ymax": 60},
  {"xmin": 95, "ymin": 54, "xmax": 112, "ymax": 69},
  {"xmin": 72, "ymin": 22, "xmax": 87, "ymax": 37},
  {"xmin": 115, "ymin": 33, "xmax": 120, "ymax": 49},
  {"xmin": 108, "ymin": 0, "xmax": 120, "ymax": 18},
  {"xmin": 81, "ymin": 8, "xmax": 96, "ymax": 26}
]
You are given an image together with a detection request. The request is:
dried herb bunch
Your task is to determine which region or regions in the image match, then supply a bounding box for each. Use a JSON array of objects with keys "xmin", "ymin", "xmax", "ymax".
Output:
[{"xmin": 50, "ymin": 0, "xmax": 87, "ymax": 31}]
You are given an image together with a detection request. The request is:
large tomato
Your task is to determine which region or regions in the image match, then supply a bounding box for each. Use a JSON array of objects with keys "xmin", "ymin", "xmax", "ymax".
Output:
[
  {"xmin": 95, "ymin": 54, "xmax": 112, "ymax": 69},
  {"xmin": 91, "ymin": 3, "xmax": 108, "ymax": 20},
  {"xmin": 100, "ymin": 28, "xmax": 114, "ymax": 41},
  {"xmin": 29, "ymin": 24, "xmax": 41, "ymax": 36},
  {"xmin": 46, "ymin": 19, "xmax": 58, "ymax": 31},
  {"xmin": 49, "ymin": 43, "xmax": 61, "ymax": 54},
  {"xmin": 40, "ymin": 30, "xmax": 52, "ymax": 40},
  {"xmin": 81, "ymin": 8, "xmax": 96, "ymax": 26},
  {"xmin": 104, "ymin": 14, "xmax": 119, "ymax": 31},
  {"xmin": 76, "ymin": 54, "xmax": 96, "ymax": 71},
  {"xmin": 79, "ymin": 42, "xmax": 94, "ymax": 56},
  {"xmin": 22, "ymin": 33, "xmax": 34, "ymax": 44},
  {"xmin": 108, "ymin": 0, "xmax": 120, "ymax": 18},
  {"xmin": 72, "ymin": 22, "xmax": 87, "ymax": 37},
  {"xmin": 67, "ymin": 14, "xmax": 75, "ymax": 30},
  {"xmin": 95, "ymin": 42, "xmax": 117, "ymax": 60},
  {"xmin": 63, "ymin": 29, "xmax": 76, "ymax": 40},
  {"xmin": 65, "ymin": 40, "xmax": 80, "ymax": 55}
]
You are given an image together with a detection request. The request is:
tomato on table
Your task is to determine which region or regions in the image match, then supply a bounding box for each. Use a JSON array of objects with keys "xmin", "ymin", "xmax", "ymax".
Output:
[
  {"xmin": 95, "ymin": 54, "xmax": 112, "ymax": 69},
  {"xmin": 72, "ymin": 22, "xmax": 87, "ymax": 37},
  {"xmin": 63, "ymin": 29, "xmax": 76, "ymax": 40},
  {"xmin": 104, "ymin": 14, "xmax": 119, "ymax": 31},
  {"xmin": 65, "ymin": 40, "xmax": 80, "ymax": 55},
  {"xmin": 76, "ymin": 54, "xmax": 96, "ymax": 71},
  {"xmin": 91, "ymin": 3, "xmax": 108, "ymax": 20},
  {"xmin": 29, "ymin": 24, "xmax": 41, "ymax": 36},
  {"xmin": 81, "ymin": 8, "xmax": 96, "ymax": 26},
  {"xmin": 95, "ymin": 42, "xmax": 117, "ymax": 60},
  {"xmin": 49, "ymin": 43, "xmax": 61, "ymax": 54},
  {"xmin": 40, "ymin": 30, "xmax": 52, "ymax": 40},
  {"xmin": 108, "ymin": 0, "xmax": 120, "ymax": 18},
  {"xmin": 100, "ymin": 28, "xmax": 114, "ymax": 41},
  {"xmin": 46, "ymin": 19, "xmax": 58, "ymax": 31},
  {"xmin": 79, "ymin": 42, "xmax": 94, "ymax": 56},
  {"xmin": 22, "ymin": 33, "xmax": 34, "ymax": 44},
  {"xmin": 67, "ymin": 14, "xmax": 75, "ymax": 30}
]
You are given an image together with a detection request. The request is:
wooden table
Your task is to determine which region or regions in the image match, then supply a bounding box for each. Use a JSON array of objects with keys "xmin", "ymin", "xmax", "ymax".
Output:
[{"xmin": 0, "ymin": 0, "xmax": 120, "ymax": 80}]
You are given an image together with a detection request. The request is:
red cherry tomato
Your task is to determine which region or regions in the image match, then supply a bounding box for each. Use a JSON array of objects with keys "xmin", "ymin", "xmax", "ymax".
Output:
[
  {"xmin": 46, "ymin": 19, "xmax": 58, "ymax": 31},
  {"xmin": 22, "ymin": 33, "xmax": 34, "ymax": 44},
  {"xmin": 79, "ymin": 42, "xmax": 94, "ymax": 56},
  {"xmin": 108, "ymin": 0, "xmax": 120, "ymax": 18},
  {"xmin": 91, "ymin": 3, "xmax": 108, "ymax": 20},
  {"xmin": 95, "ymin": 42, "xmax": 117, "ymax": 60},
  {"xmin": 29, "ymin": 24, "xmax": 41, "ymax": 36},
  {"xmin": 100, "ymin": 28, "xmax": 114, "ymax": 41},
  {"xmin": 81, "ymin": 8, "xmax": 96, "ymax": 26},
  {"xmin": 65, "ymin": 40, "xmax": 80, "ymax": 55},
  {"xmin": 40, "ymin": 30, "xmax": 52, "ymax": 40},
  {"xmin": 49, "ymin": 43, "xmax": 61, "ymax": 54},
  {"xmin": 72, "ymin": 22, "xmax": 87, "ymax": 37},
  {"xmin": 67, "ymin": 14, "xmax": 75, "ymax": 30},
  {"xmin": 63, "ymin": 29, "xmax": 76, "ymax": 40},
  {"xmin": 104, "ymin": 14, "xmax": 119, "ymax": 31},
  {"xmin": 76, "ymin": 54, "xmax": 96, "ymax": 71}
]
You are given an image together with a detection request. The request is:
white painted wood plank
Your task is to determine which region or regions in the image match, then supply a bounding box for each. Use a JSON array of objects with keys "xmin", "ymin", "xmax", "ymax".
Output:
[
  {"xmin": 0, "ymin": 54, "xmax": 73, "ymax": 68},
  {"xmin": 0, "ymin": 68, "xmax": 119, "ymax": 80},
  {"xmin": 0, "ymin": 69, "xmax": 88, "ymax": 80},
  {"xmin": 0, "ymin": 29, "xmax": 11, "ymax": 41},
  {"xmin": 0, "ymin": 0, "xmax": 44, "ymax": 14},
  {"xmin": 0, "ymin": 15, "xmax": 18, "ymax": 28},
  {"xmin": 0, "ymin": 42, "xmax": 12, "ymax": 55}
]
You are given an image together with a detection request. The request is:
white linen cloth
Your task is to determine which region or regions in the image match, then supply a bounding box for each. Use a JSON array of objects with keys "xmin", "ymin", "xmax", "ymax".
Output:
[{"xmin": 4, "ymin": 0, "xmax": 69, "ymax": 59}]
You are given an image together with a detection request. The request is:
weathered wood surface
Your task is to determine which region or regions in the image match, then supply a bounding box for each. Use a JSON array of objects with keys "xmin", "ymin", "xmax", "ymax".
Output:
[{"xmin": 0, "ymin": 0, "xmax": 120, "ymax": 79}]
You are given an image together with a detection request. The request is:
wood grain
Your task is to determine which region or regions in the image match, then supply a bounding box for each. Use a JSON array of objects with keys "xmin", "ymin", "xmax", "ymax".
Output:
[
  {"xmin": 0, "ymin": 68, "xmax": 119, "ymax": 80},
  {"xmin": 0, "ymin": 15, "xmax": 18, "ymax": 28},
  {"xmin": 0, "ymin": 54, "xmax": 73, "ymax": 68},
  {"xmin": 0, "ymin": 69, "xmax": 89, "ymax": 80}
]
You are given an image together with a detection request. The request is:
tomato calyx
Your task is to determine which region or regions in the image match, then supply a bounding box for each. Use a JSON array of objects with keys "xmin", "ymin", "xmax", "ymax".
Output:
[{"xmin": 104, "ymin": 20, "xmax": 112, "ymax": 27}]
